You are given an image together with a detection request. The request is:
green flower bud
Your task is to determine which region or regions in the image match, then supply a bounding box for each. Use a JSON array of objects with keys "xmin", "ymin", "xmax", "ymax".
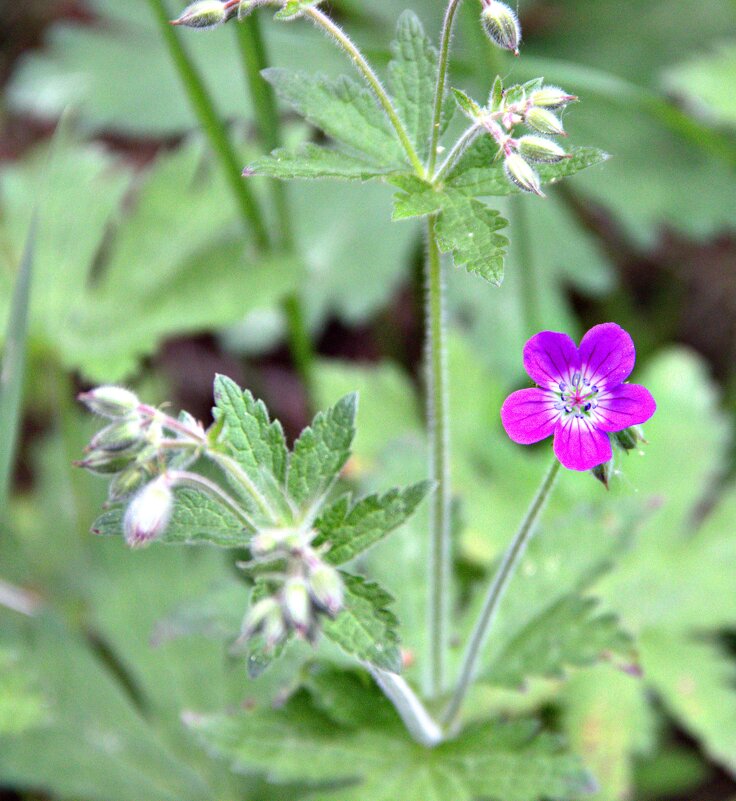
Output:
[
  {"xmin": 88, "ymin": 419, "xmax": 145, "ymax": 453},
  {"xmin": 517, "ymin": 135, "xmax": 569, "ymax": 164},
  {"xmin": 108, "ymin": 465, "xmax": 152, "ymax": 503},
  {"xmin": 171, "ymin": 0, "xmax": 227, "ymax": 29},
  {"xmin": 480, "ymin": 1, "xmax": 521, "ymax": 55},
  {"xmin": 123, "ymin": 476, "xmax": 173, "ymax": 548},
  {"xmin": 525, "ymin": 107, "xmax": 566, "ymax": 136},
  {"xmin": 282, "ymin": 577, "xmax": 312, "ymax": 638},
  {"xmin": 240, "ymin": 596, "xmax": 280, "ymax": 640},
  {"xmin": 504, "ymin": 153, "xmax": 544, "ymax": 197},
  {"xmin": 74, "ymin": 449, "xmax": 138, "ymax": 475},
  {"xmin": 78, "ymin": 386, "xmax": 139, "ymax": 419},
  {"xmin": 308, "ymin": 562, "xmax": 344, "ymax": 617},
  {"xmin": 528, "ymin": 86, "xmax": 577, "ymax": 110},
  {"xmin": 263, "ymin": 606, "xmax": 287, "ymax": 651},
  {"xmin": 613, "ymin": 425, "xmax": 646, "ymax": 452},
  {"xmin": 592, "ymin": 459, "xmax": 614, "ymax": 490}
]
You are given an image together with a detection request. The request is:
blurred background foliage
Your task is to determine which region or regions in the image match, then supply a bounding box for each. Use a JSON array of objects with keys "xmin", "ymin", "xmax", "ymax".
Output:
[{"xmin": 1, "ymin": 0, "xmax": 736, "ymax": 799}]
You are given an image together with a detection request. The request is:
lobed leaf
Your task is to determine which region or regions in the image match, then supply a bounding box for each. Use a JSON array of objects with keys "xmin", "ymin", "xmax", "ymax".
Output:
[
  {"xmin": 188, "ymin": 680, "xmax": 591, "ymax": 801},
  {"xmin": 387, "ymin": 11, "xmax": 451, "ymax": 161},
  {"xmin": 286, "ymin": 393, "xmax": 357, "ymax": 512},
  {"xmin": 435, "ymin": 193, "xmax": 509, "ymax": 284},
  {"xmin": 262, "ymin": 68, "xmax": 406, "ymax": 166},
  {"xmin": 322, "ymin": 573, "xmax": 402, "ymax": 672},
  {"xmin": 91, "ymin": 487, "xmax": 250, "ymax": 548},
  {"xmin": 485, "ymin": 595, "xmax": 634, "ymax": 688},
  {"xmin": 314, "ymin": 481, "xmax": 431, "ymax": 565},
  {"xmin": 212, "ymin": 375, "xmax": 288, "ymax": 515},
  {"xmin": 247, "ymin": 144, "xmax": 401, "ymax": 181}
]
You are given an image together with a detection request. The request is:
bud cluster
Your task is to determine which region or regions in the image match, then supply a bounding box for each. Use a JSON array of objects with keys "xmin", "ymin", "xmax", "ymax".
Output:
[
  {"xmin": 457, "ymin": 78, "xmax": 577, "ymax": 197},
  {"xmin": 238, "ymin": 526, "xmax": 344, "ymax": 652},
  {"xmin": 76, "ymin": 386, "xmax": 206, "ymax": 546}
]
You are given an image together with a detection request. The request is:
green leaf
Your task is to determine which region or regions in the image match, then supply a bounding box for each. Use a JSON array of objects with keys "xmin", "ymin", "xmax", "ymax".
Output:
[
  {"xmin": 664, "ymin": 41, "xmax": 736, "ymax": 129},
  {"xmin": 435, "ymin": 193, "xmax": 509, "ymax": 284},
  {"xmin": 641, "ymin": 630, "xmax": 736, "ymax": 773},
  {"xmin": 247, "ymin": 143, "xmax": 401, "ymax": 181},
  {"xmin": 91, "ymin": 487, "xmax": 250, "ymax": 548},
  {"xmin": 322, "ymin": 573, "xmax": 401, "ymax": 672},
  {"xmin": 0, "ymin": 647, "xmax": 47, "ymax": 736},
  {"xmin": 452, "ymin": 87, "xmax": 482, "ymax": 119},
  {"xmin": 387, "ymin": 11, "xmax": 450, "ymax": 161},
  {"xmin": 390, "ymin": 175, "xmax": 444, "ymax": 220},
  {"xmin": 286, "ymin": 393, "xmax": 357, "ymax": 512},
  {"xmin": 314, "ymin": 481, "xmax": 431, "ymax": 565},
  {"xmin": 263, "ymin": 68, "xmax": 405, "ymax": 166},
  {"xmin": 273, "ymin": 0, "xmax": 321, "ymax": 20},
  {"xmin": 446, "ymin": 143, "xmax": 609, "ymax": 197},
  {"xmin": 188, "ymin": 683, "xmax": 591, "ymax": 801},
  {"xmin": 0, "ymin": 138, "xmax": 300, "ymax": 382},
  {"xmin": 212, "ymin": 374, "xmax": 288, "ymax": 515},
  {"xmin": 5, "ymin": 0, "xmax": 345, "ymax": 136},
  {"xmin": 485, "ymin": 595, "xmax": 634, "ymax": 688},
  {"xmin": 562, "ymin": 665, "xmax": 655, "ymax": 801}
]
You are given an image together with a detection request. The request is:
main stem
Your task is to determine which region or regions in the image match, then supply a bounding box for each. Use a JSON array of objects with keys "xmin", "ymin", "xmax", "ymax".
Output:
[
  {"xmin": 443, "ymin": 458, "xmax": 561, "ymax": 727},
  {"xmin": 425, "ymin": 215, "xmax": 450, "ymax": 697},
  {"xmin": 304, "ymin": 6, "xmax": 425, "ymax": 177}
]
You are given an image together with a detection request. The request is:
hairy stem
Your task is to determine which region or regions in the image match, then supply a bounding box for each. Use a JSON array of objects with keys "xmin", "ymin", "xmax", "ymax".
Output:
[
  {"xmin": 367, "ymin": 665, "xmax": 444, "ymax": 747},
  {"xmin": 147, "ymin": 0, "xmax": 269, "ymax": 248},
  {"xmin": 443, "ymin": 458, "xmax": 561, "ymax": 728},
  {"xmin": 425, "ymin": 215, "xmax": 451, "ymax": 697},
  {"xmin": 233, "ymin": 11, "xmax": 315, "ymax": 394},
  {"xmin": 433, "ymin": 123, "xmax": 482, "ymax": 183},
  {"xmin": 427, "ymin": 0, "xmax": 466, "ymax": 175},
  {"xmin": 303, "ymin": 6, "xmax": 425, "ymax": 177},
  {"xmin": 207, "ymin": 451, "xmax": 279, "ymax": 523}
]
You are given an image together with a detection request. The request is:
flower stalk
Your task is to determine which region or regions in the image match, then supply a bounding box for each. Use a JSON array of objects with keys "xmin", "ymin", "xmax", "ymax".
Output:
[
  {"xmin": 443, "ymin": 458, "xmax": 561, "ymax": 728},
  {"xmin": 425, "ymin": 215, "xmax": 451, "ymax": 697}
]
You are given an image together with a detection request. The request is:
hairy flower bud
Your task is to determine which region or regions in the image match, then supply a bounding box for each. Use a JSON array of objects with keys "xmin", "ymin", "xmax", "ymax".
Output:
[
  {"xmin": 504, "ymin": 153, "xmax": 544, "ymax": 196},
  {"xmin": 108, "ymin": 465, "xmax": 151, "ymax": 503},
  {"xmin": 74, "ymin": 449, "xmax": 138, "ymax": 475},
  {"xmin": 88, "ymin": 419, "xmax": 145, "ymax": 453},
  {"xmin": 282, "ymin": 577, "xmax": 312, "ymax": 638},
  {"xmin": 308, "ymin": 562, "xmax": 344, "ymax": 617},
  {"xmin": 525, "ymin": 107, "xmax": 566, "ymax": 136},
  {"xmin": 171, "ymin": 0, "xmax": 227, "ymax": 29},
  {"xmin": 592, "ymin": 459, "xmax": 614, "ymax": 490},
  {"xmin": 240, "ymin": 596, "xmax": 280, "ymax": 639},
  {"xmin": 517, "ymin": 135, "xmax": 569, "ymax": 164},
  {"xmin": 480, "ymin": 1, "xmax": 521, "ymax": 55},
  {"xmin": 78, "ymin": 386, "xmax": 139, "ymax": 419},
  {"xmin": 614, "ymin": 425, "xmax": 647, "ymax": 452},
  {"xmin": 123, "ymin": 476, "xmax": 173, "ymax": 548},
  {"xmin": 528, "ymin": 86, "xmax": 577, "ymax": 110}
]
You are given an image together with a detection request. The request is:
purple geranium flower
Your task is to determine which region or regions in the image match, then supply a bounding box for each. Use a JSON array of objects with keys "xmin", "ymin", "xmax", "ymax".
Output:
[{"xmin": 500, "ymin": 323, "xmax": 656, "ymax": 471}]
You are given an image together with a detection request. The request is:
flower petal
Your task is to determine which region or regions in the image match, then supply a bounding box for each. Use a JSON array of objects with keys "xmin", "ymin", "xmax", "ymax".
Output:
[
  {"xmin": 522, "ymin": 331, "xmax": 579, "ymax": 389},
  {"xmin": 501, "ymin": 388, "xmax": 559, "ymax": 444},
  {"xmin": 593, "ymin": 384, "xmax": 656, "ymax": 432},
  {"xmin": 579, "ymin": 323, "xmax": 635, "ymax": 388},
  {"xmin": 553, "ymin": 416, "xmax": 612, "ymax": 471}
]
